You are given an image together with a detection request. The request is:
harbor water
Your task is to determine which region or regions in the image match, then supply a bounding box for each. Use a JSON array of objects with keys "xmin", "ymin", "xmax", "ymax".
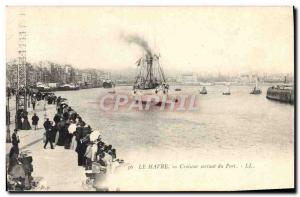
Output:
[{"xmin": 55, "ymin": 85, "xmax": 294, "ymax": 190}]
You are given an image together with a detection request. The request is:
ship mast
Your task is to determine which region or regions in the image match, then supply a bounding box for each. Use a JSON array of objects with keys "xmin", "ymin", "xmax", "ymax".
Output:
[
  {"xmin": 134, "ymin": 52, "xmax": 167, "ymax": 90},
  {"xmin": 255, "ymin": 77, "xmax": 258, "ymax": 89}
]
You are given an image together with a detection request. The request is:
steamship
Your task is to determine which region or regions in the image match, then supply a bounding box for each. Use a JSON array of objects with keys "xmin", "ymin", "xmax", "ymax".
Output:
[
  {"xmin": 103, "ymin": 79, "xmax": 115, "ymax": 88},
  {"xmin": 132, "ymin": 53, "xmax": 169, "ymax": 102},
  {"xmin": 266, "ymin": 76, "xmax": 294, "ymax": 104},
  {"xmin": 266, "ymin": 84, "xmax": 294, "ymax": 104}
]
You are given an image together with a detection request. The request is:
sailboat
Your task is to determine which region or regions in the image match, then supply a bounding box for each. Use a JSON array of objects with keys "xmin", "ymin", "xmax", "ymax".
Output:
[
  {"xmin": 250, "ymin": 77, "xmax": 262, "ymax": 94},
  {"xmin": 222, "ymin": 84, "xmax": 231, "ymax": 95},
  {"xmin": 200, "ymin": 86, "xmax": 207, "ymax": 94},
  {"xmin": 132, "ymin": 53, "xmax": 169, "ymax": 102}
]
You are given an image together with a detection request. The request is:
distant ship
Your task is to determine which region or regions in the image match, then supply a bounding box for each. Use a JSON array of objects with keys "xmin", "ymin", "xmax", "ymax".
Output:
[
  {"xmin": 250, "ymin": 77, "xmax": 262, "ymax": 95},
  {"xmin": 103, "ymin": 79, "xmax": 115, "ymax": 88},
  {"xmin": 222, "ymin": 84, "xmax": 231, "ymax": 95},
  {"xmin": 266, "ymin": 84, "xmax": 294, "ymax": 104},
  {"xmin": 132, "ymin": 53, "xmax": 169, "ymax": 102},
  {"xmin": 199, "ymin": 86, "xmax": 207, "ymax": 94},
  {"xmin": 58, "ymin": 83, "xmax": 79, "ymax": 91}
]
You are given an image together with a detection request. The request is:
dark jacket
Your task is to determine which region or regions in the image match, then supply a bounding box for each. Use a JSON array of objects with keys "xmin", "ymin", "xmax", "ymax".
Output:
[
  {"xmin": 53, "ymin": 114, "xmax": 61, "ymax": 123},
  {"xmin": 43, "ymin": 120, "xmax": 52, "ymax": 131},
  {"xmin": 32, "ymin": 115, "xmax": 39, "ymax": 125},
  {"xmin": 12, "ymin": 133, "xmax": 19, "ymax": 147}
]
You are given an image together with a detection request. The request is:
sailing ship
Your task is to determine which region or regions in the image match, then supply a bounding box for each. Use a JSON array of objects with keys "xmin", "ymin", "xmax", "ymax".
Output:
[
  {"xmin": 222, "ymin": 84, "xmax": 231, "ymax": 95},
  {"xmin": 250, "ymin": 77, "xmax": 262, "ymax": 94},
  {"xmin": 132, "ymin": 53, "xmax": 169, "ymax": 102},
  {"xmin": 200, "ymin": 86, "xmax": 207, "ymax": 94}
]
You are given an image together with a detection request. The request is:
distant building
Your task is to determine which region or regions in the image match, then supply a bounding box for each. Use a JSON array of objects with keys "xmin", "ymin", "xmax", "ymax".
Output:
[
  {"xmin": 101, "ymin": 71, "xmax": 111, "ymax": 80},
  {"xmin": 6, "ymin": 59, "xmax": 119, "ymax": 88},
  {"xmin": 82, "ymin": 72, "xmax": 92, "ymax": 84},
  {"xmin": 64, "ymin": 65, "xmax": 75, "ymax": 84},
  {"xmin": 239, "ymin": 74, "xmax": 256, "ymax": 84},
  {"xmin": 74, "ymin": 69, "xmax": 82, "ymax": 84},
  {"xmin": 177, "ymin": 73, "xmax": 198, "ymax": 84}
]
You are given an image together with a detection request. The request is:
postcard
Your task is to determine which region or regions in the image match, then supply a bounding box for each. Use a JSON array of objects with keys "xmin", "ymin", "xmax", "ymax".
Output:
[{"xmin": 6, "ymin": 6, "xmax": 294, "ymax": 192}]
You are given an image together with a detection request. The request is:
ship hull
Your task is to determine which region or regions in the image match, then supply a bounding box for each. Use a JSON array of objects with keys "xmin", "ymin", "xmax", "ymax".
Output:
[
  {"xmin": 132, "ymin": 88, "xmax": 169, "ymax": 104},
  {"xmin": 222, "ymin": 92, "xmax": 231, "ymax": 95},
  {"xmin": 266, "ymin": 87, "xmax": 294, "ymax": 104},
  {"xmin": 103, "ymin": 82, "xmax": 113, "ymax": 88},
  {"xmin": 250, "ymin": 89, "xmax": 262, "ymax": 95}
]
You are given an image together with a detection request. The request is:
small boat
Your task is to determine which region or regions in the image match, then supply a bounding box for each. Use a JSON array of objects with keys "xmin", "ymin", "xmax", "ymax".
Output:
[
  {"xmin": 250, "ymin": 77, "xmax": 262, "ymax": 94},
  {"xmin": 175, "ymin": 88, "xmax": 181, "ymax": 91},
  {"xmin": 250, "ymin": 87, "xmax": 262, "ymax": 94},
  {"xmin": 222, "ymin": 84, "xmax": 231, "ymax": 95},
  {"xmin": 200, "ymin": 87, "xmax": 207, "ymax": 94},
  {"xmin": 103, "ymin": 80, "xmax": 115, "ymax": 88}
]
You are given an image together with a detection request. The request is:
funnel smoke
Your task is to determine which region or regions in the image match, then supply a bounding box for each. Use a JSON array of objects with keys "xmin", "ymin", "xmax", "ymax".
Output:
[{"xmin": 121, "ymin": 33, "xmax": 152, "ymax": 56}]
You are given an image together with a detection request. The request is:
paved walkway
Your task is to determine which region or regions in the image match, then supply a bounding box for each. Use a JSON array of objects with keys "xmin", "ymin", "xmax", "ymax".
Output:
[{"xmin": 6, "ymin": 99, "xmax": 88, "ymax": 191}]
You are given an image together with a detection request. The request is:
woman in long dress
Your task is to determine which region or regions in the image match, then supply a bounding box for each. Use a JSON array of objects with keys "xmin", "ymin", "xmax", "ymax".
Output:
[
  {"xmin": 56, "ymin": 120, "xmax": 67, "ymax": 146},
  {"xmin": 21, "ymin": 113, "xmax": 31, "ymax": 130}
]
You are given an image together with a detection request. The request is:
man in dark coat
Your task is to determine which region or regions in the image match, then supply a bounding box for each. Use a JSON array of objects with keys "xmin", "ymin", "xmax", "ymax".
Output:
[
  {"xmin": 31, "ymin": 113, "xmax": 39, "ymax": 130},
  {"xmin": 75, "ymin": 123, "xmax": 87, "ymax": 166},
  {"xmin": 11, "ymin": 129, "xmax": 20, "ymax": 152},
  {"xmin": 43, "ymin": 118, "xmax": 52, "ymax": 131},
  {"xmin": 53, "ymin": 113, "xmax": 61, "ymax": 125},
  {"xmin": 43, "ymin": 118, "xmax": 54, "ymax": 149}
]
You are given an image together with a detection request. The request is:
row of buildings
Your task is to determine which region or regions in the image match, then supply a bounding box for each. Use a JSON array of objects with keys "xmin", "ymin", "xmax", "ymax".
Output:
[
  {"xmin": 167, "ymin": 72, "xmax": 294, "ymax": 85},
  {"xmin": 6, "ymin": 60, "xmax": 111, "ymax": 88}
]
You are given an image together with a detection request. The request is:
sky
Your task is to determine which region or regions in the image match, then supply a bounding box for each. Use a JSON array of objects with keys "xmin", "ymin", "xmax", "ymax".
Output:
[{"xmin": 6, "ymin": 6, "xmax": 294, "ymax": 75}]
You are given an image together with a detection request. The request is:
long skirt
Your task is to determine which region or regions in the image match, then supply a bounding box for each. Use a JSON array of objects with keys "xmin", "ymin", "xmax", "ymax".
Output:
[
  {"xmin": 22, "ymin": 119, "xmax": 31, "ymax": 130},
  {"xmin": 16, "ymin": 119, "xmax": 22, "ymax": 130},
  {"xmin": 64, "ymin": 134, "xmax": 73, "ymax": 149},
  {"xmin": 76, "ymin": 144, "xmax": 87, "ymax": 166},
  {"xmin": 56, "ymin": 131, "xmax": 66, "ymax": 146}
]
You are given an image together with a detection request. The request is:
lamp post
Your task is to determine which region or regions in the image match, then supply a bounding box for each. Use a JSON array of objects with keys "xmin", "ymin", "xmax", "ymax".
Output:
[
  {"xmin": 43, "ymin": 97, "xmax": 47, "ymax": 120},
  {"xmin": 6, "ymin": 87, "xmax": 10, "ymax": 124},
  {"xmin": 6, "ymin": 87, "xmax": 11, "ymax": 143},
  {"xmin": 27, "ymin": 86, "xmax": 31, "ymax": 108}
]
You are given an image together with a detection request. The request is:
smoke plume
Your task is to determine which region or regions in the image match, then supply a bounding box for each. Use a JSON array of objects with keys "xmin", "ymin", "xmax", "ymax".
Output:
[{"xmin": 121, "ymin": 33, "xmax": 152, "ymax": 56}]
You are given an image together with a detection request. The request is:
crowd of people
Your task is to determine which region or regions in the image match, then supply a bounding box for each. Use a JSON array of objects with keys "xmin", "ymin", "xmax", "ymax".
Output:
[
  {"xmin": 14, "ymin": 92, "xmax": 57, "ymax": 130},
  {"xmin": 47, "ymin": 95, "xmax": 124, "ymax": 190},
  {"xmin": 8, "ymin": 90, "xmax": 123, "ymax": 191},
  {"xmin": 8, "ymin": 129, "xmax": 33, "ymax": 190},
  {"xmin": 51, "ymin": 96, "xmax": 119, "ymax": 171}
]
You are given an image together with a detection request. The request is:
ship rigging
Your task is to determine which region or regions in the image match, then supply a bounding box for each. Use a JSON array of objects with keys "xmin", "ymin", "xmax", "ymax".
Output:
[{"xmin": 133, "ymin": 53, "xmax": 169, "ymax": 95}]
